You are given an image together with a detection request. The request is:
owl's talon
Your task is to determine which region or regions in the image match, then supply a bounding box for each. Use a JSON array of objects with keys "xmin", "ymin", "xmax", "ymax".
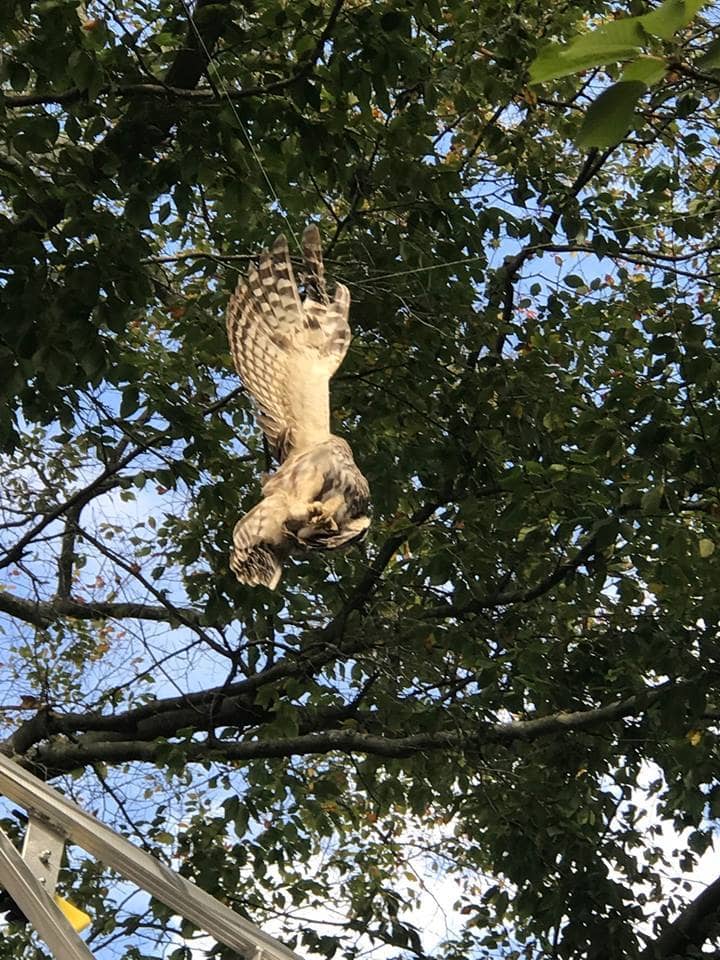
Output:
[{"xmin": 307, "ymin": 501, "xmax": 338, "ymax": 530}]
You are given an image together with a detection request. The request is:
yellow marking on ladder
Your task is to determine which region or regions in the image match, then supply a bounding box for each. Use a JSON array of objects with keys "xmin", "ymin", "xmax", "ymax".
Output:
[{"xmin": 54, "ymin": 896, "xmax": 91, "ymax": 933}]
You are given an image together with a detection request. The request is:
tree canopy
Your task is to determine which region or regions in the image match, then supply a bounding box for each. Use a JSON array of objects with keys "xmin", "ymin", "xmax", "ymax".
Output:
[{"xmin": 2, "ymin": 1, "xmax": 720, "ymax": 957}]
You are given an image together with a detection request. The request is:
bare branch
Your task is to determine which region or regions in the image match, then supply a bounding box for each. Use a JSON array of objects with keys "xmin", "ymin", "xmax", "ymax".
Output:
[
  {"xmin": 0, "ymin": 591, "xmax": 205, "ymax": 629},
  {"xmin": 144, "ymin": 251, "xmax": 254, "ymax": 265},
  {"xmin": 56, "ymin": 503, "xmax": 81, "ymax": 599},
  {"xmin": 76, "ymin": 526, "xmax": 231, "ymax": 658},
  {"xmin": 6, "ymin": 684, "xmax": 370, "ymax": 758}
]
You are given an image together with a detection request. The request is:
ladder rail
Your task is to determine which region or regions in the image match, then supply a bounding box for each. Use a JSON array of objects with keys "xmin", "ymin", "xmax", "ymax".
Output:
[
  {"xmin": 0, "ymin": 754, "xmax": 303, "ymax": 960},
  {"xmin": 0, "ymin": 826, "xmax": 94, "ymax": 960}
]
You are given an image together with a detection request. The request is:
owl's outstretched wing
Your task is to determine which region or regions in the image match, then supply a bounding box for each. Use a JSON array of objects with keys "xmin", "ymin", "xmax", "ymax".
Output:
[{"xmin": 226, "ymin": 226, "xmax": 350, "ymax": 461}]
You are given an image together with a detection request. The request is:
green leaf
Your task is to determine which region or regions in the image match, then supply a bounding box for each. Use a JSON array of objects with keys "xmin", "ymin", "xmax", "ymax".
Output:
[
  {"xmin": 294, "ymin": 34, "xmax": 316, "ymax": 56},
  {"xmin": 15, "ymin": 115, "xmax": 60, "ymax": 152},
  {"xmin": 530, "ymin": 19, "xmax": 647, "ymax": 83},
  {"xmin": 696, "ymin": 36, "xmax": 720, "ymax": 70},
  {"xmin": 641, "ymin": 484, "xmax": 665, "ymax": 514},
  {"xmin": 65, "ymin": 113, "xmax": 82, "ymax": 142},
  {"xmin": 621, "ymin": 56, "xmax": 668, "ymax": 85},
  {"xmin": 641, "ymin": 0, "xmax": 709, "ymax": 41},
  {"xmin": 120, "ymin": 386, "xmax": 140, "ymax": 417},
  {"xmin": 530, "ymin": 1, "xmax": 708, "ymax": 84},
  {"xmin": 577, "ymin": 81, "xmax": 646, "ymax": 148},
  {"xmin": 125, "ymin": 195, "xmax": 151, "ymax": 227},
  {"xmin": 380, "ymin": 11, "xmax": 410, "ymax": 33},
  {"xmin": 8, "ymin": 61, "xmax": 30, "ymax": 90}
]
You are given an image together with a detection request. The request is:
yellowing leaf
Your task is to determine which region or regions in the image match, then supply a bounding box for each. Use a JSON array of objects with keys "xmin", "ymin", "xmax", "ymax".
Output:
[
  {"xmin": 699, "ymin": 538, "xmax": 715, "ymax": 558},
  {"xmin": 687, "ymin": 730, "xmax": 702, "ymax": 747}
]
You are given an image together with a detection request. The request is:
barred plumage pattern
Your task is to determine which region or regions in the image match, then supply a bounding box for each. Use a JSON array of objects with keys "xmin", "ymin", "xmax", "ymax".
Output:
[{"xmin": 225, "ymin": 225, "xmax": 370, "ymax": 589}]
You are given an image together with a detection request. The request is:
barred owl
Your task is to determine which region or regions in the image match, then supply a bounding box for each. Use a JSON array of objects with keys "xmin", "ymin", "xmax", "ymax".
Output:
[{"xmin": 225, "ymin": 225, "xmax": 371, "ymax": 589}]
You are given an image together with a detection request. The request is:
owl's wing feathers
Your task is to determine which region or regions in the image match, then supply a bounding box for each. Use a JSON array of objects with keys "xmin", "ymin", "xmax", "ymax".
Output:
[
  {"xmin": 229, "ymin": 496, "xmax": 289, "ymax": 590},
  {"xmin": 226, "ymin": 227, "xmax": 351, "ymax": 460},
  {"xmin": 301, "ymin": 225, "xmax": 351, "ymax": 370},
  {"xmin": 226, "ymin": 237, "xmax": 301, "ymax": 458}
]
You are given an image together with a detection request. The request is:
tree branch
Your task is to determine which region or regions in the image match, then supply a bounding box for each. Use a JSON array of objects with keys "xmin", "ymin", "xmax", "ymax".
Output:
[
  {"xmin": 6, "ymin": 687, "xmax": 371, "ymax": 759},
  {"xmin": 20, "ymin": 678, "xmax": 688, "ymax": 772},
  {"xmin": 0, "ymin": 387, "xmax": 243, "ymax": 572},
  {"xmin": 76, "ymin": 525, "xmax": 230, "ymax": 657},
  {"xmin": 56, "ymin": 503, "xmax": 81, "ymax": 599},
  {"xmin": 670, "ymin": 59, "xmax": 720, "ymax": 88},
  {"xmin": 642, "ymin": 871, "xmax": 720, "ymax": 958},
  {"xmin": 427, "ymin": 532, "xmax": 598, "ymax": 619},
  {"xmin": 468, "ymin": 145, "xmax": 618, "ymax": 367},
  {"xmin": 4, "ymin": 1, "xmax": 345, "ymax": 110},
  {"xmin": 319, "ymin": 485, "xmax": 452, "ymax": 642},
  {"xmin": 0, "ymin": 591, "xmax": 205, "ymax": 629}
]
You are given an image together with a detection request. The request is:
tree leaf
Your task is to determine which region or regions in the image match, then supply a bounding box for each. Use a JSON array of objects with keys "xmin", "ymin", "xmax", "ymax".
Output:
[
  {"xmin": 530, "ymin": 1, "xmax": 708, "ymax": 84},
  {"xmin": 530, "ymin": 20, "xmax": 647, "ymax": 83},
  {"xmin": 699, "ymin": 538, "xmax": 715, "ymax": 558},
  {"xmin": 641, "ymin": 0, "xmax": 709, "ymax": 41},
  {"xmin": 125, "ymin": 195, "xmax": 151, "ymax": 227},
  {"xmin": 120, "ymin": 385, "xmax": 140, "ymax": 417},
  {"xmin": 621, "ymin": 56, "xmax": 668, "ymax": 85},
  {"xmin": 696, "ymin": 36, "xmax": 720, "ymax": 70},
  {"xmin": 641, "ymin": 484, "xmax": 665, "ymax": 514},
  {"xmin": 577, "ymin": 81, "xmax": 646, "ymax": 148}
]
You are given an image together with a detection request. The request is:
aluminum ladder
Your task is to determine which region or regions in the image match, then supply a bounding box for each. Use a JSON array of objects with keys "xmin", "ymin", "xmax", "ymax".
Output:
[{"xmin": 0, "ymin": 754, "xmax": 302, "ymax": 960}]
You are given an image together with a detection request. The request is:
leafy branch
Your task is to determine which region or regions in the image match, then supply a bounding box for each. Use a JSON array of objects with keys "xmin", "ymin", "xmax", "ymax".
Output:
[
  {"xmin": 529, "ymin": 0, "xmax": 718, "ymax": 146},
  {"xmin": 15, "ymin": 678, "xmax": 688, "ymax": 772}
]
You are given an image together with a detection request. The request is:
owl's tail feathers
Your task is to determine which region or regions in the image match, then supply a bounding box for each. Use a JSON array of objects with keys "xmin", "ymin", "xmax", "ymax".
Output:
[{"xmin": 229, "ymin": 500, "xmax": 286, "ymax": 590}]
